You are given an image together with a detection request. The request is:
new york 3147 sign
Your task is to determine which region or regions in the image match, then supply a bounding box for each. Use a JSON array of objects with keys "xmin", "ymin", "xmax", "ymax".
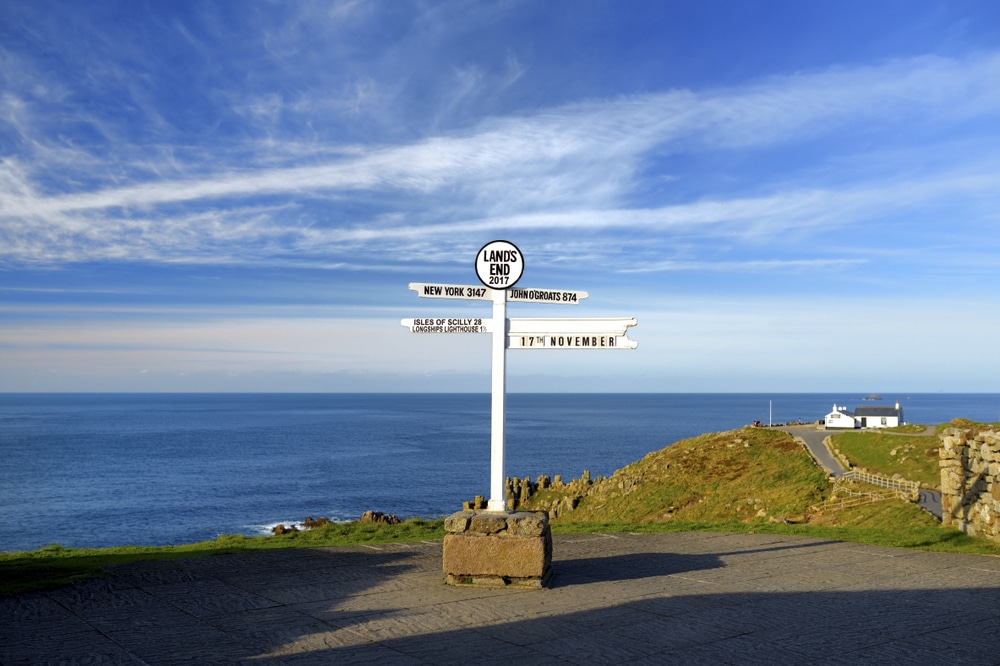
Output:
[{"xmin": 403, "ymin": 241, "xmax": 637, "ymax": 512}]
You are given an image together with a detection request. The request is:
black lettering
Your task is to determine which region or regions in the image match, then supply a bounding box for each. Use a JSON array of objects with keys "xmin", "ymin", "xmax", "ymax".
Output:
[{"xmin": 484, "ymin": 248, "xmax": 520, "ymax": 262}]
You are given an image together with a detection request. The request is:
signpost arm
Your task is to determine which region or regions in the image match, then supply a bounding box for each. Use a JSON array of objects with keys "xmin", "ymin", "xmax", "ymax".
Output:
[{"xmin": 488, "ymin": 287, "xmax": 508, "ymax": 511}]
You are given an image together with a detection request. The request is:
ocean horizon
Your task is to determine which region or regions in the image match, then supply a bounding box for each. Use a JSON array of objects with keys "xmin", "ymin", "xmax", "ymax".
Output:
[{"xmin": 2, "ymin": 392, "xmax": 998, "ymax": 553}]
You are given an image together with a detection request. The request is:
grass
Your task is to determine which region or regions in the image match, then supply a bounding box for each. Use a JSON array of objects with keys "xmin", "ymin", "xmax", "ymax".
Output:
[
  {"xmin": 522, "ymin": 427, "xmax": 830, "ymax": 524},
  {"xmin": 832, "ymin": 430, "xmax": 941, "ymax": 486},
  {"xmin": 520, "ymin": 425, "xmax": 1000, "ymax": 557},
  {"xmin": 884, "ymin": 423, "xmax": 931, "ymax": 434},
  {"xmin": 551, "ymin": 510, "xmax": 1000, "ymax": 556},
  {"xmin": 0, "ymin": 519, "xmax": 444, "ymax": 597}
]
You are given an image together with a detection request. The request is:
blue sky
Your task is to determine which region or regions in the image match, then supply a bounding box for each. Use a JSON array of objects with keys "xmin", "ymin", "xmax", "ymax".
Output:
[{"xmin": 2, "ymin": 0, "xmax": 999, "ymax": 392}]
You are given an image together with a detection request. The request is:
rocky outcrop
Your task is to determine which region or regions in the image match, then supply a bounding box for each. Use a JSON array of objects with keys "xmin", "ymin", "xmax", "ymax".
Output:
[
  {"xmin": 271, "ymin": 516, "xmax": 331, "ymax": 534},
  {"xmin": 940, "ymin": 427, "xmax": 1000, "ymax": 541},
  {"xmin": 358, "ymin": 510, "xmax": 401, "ymax": 525},
  {"xmin": 462, "ymin": 471, "xmax": 592, "ymax": 514},
  {"xmin": 271, "ymin": 513, "xmax": 386, "ymax": 535},
  {"xmin": 303, "ymin": 516, "xmax": 330, "ymax": 528}
]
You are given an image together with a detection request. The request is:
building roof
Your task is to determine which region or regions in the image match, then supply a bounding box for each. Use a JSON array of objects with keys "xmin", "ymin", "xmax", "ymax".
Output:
[
  {"xmin": 853, "ymin": 405, "xmax": 901, "ymax": 417},
  {"xmin": 826, "ymin": 405, "xmax": 854, "ymax": 418}
]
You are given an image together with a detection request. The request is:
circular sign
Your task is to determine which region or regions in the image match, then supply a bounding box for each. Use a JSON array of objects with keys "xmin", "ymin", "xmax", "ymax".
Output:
[{"xmin": 475, "ymin": 240, "xmax": 524, "ymax": 290}]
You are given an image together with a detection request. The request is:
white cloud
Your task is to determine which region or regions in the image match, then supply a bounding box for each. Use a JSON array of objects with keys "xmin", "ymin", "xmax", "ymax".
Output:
[{"xmin": 3, "ymin": 51, "xmax": 1000, "ymax": 270}]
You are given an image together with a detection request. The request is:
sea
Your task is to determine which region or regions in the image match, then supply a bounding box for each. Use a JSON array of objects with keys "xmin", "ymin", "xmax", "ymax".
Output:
[{"xmin": 2, "ymin": 393, "xmax": 998, "ymax": 553}]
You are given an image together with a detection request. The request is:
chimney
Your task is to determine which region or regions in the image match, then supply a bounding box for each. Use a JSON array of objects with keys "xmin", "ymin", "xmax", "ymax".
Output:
[{"xmin": 895, "ymin": 400, "xmax": 900, "ymax": 411}]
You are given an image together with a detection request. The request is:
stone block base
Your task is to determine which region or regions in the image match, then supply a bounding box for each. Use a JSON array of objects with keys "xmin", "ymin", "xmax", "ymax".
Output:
[{"xmin": 442, "ymin": 510, "xmax": 551, "ymax": 588}]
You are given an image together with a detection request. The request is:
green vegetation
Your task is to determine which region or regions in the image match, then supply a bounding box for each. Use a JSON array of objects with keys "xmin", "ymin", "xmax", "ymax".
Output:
[
  {"xmin": 520, "ymin": 426, "xmax": 1000, "ymax": 556},
  {"xmin": 832, "ymin": 430, "xmax": 941, "ymax": 486},
  {"xmin": 944, "ymin": 418, "xmax": 1000, "ymax": 435},
  {"xmin": 522, "ymin": 428, "xmax": 829, "ymax": 524},
  {"xmin": 550, "ymin": 505, "xmax": 1000, "ymax": 556},
  {"xmin": 0, "ymin": 519, "xmax": 444, "ymax": 597},
  {"xmin": 884, "ymin": 423, "xmax": 931, "ymax": 434}
]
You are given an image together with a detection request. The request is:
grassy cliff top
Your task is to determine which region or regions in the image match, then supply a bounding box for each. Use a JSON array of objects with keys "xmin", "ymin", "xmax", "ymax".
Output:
[
  {"xmin": 522, "ymin": 427, "xmax": 828, "ymax": 524},
  {"xmin": 518, "ymin": 426, "xmax": 997, "ymax": 555}
]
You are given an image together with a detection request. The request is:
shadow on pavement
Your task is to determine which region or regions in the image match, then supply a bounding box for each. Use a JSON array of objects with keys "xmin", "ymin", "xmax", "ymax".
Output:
[{"xmin": 4, "ymin": 537, "xmax": 1000, "ymax": 665}]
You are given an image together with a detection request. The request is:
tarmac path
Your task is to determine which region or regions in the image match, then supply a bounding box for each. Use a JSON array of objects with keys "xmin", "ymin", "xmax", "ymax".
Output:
[
  {"xmin": 4, "ymin": 532, "xmax": 1000, "ymax": 665},
  {"xmin": 776, "ymin": 425, "xmax": 848, "ymax": 477},
  {"xmin": 776, "ymin": 425, "xmax": 943, "ymax": 519}
]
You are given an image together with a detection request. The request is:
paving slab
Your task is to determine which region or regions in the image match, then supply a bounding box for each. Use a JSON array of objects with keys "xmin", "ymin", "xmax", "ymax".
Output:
[{"xmin": 4, "ymin": 532, "xmax": 1000, "ymax": 664}]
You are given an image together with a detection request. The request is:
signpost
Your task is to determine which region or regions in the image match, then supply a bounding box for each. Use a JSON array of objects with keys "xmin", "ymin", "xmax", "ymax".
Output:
[
  {"xmin": 403, "ymin": 240, "xmax": 638, "ymax": 513},
  {"xmin": 407, "ymin": 283, "xmax": 588, "ymax": 305}
]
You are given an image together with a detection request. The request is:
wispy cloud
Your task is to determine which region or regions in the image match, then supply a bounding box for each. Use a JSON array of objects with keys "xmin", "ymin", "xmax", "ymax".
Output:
[
  {"xmin": 3, "ymin": 51, "xmax": 1000, "ymax": 269},
  {"xmin": 619, "ymin": 258, "xmax": 867, "ymax": 274}
]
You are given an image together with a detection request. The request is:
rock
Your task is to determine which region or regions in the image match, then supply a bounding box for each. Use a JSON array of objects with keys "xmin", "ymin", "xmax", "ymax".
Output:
[
  {"xmin": 444, "ymin": 512, "xmax": 472, "ymax": 533},
  {"xmin": 303, "ymin": 516, "xmax": 330, "ymax": 529},
  {"xmin": 358, "ymin": 510, "xmax": 401, "ymax": 525},
  {"xmin": 272, "ymin": 524, "xmax": 298, "ymax": 535},
  {"xmin": 507, "ymin": 512, "xmax": 548, "ymax": 537},
  {"xmin": 470, "ymin": 513, "xmax": 508, "ymax": 535},
  {"xmin": 939, "ymin": 428, "xmax": 1000, "ymax": 542}
]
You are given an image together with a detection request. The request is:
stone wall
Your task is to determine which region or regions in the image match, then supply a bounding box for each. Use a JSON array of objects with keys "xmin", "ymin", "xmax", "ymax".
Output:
[{"xmin": 940, "ymin": 428, "xmax": 1000, "ymax": 541}]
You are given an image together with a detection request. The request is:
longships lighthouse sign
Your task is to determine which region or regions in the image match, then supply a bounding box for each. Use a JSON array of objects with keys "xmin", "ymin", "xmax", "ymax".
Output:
[{"xmin": 402, "ymin": 240, "xmax": 638, "ymax": 512}]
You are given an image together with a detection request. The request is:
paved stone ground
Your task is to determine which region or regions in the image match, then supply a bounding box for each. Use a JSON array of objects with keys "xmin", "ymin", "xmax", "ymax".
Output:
[{"xmin": 4, "ymin": 532, "xmax": 1000, "ymax": 665}]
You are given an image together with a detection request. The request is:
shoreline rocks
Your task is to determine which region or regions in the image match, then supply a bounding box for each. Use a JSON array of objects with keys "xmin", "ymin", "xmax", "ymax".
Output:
[
  {"xmin": 358, "ymin": 510, "xmax": 401, "ymax": 525},
  {"xmin": 271, "ymin": 511, "xmax": 401, "ymax": 535}
]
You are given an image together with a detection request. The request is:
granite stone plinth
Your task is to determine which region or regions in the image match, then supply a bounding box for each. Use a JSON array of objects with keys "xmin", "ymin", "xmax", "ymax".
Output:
[{"xmin": 442, "ymin": 510, "xmax": 552, "ymax": 588}]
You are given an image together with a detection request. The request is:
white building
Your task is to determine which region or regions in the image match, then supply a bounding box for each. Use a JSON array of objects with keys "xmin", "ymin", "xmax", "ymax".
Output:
[
  {"xmin": 825, "ymin": 404, "xmax": 858, "ymax": 429},
  {"xmin": 824, "ymin": 401, "xmax": 904, "ymax": 429}
]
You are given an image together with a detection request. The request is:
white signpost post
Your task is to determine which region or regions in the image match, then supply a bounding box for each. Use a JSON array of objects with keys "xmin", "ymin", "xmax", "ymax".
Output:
[
  {"xmin": 402, "ymin": 240, "xmax": 638, "ymax": 513},
  {"xmin": 406, "ymin": 241, "xmax": 638, "ymax": 587}
]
